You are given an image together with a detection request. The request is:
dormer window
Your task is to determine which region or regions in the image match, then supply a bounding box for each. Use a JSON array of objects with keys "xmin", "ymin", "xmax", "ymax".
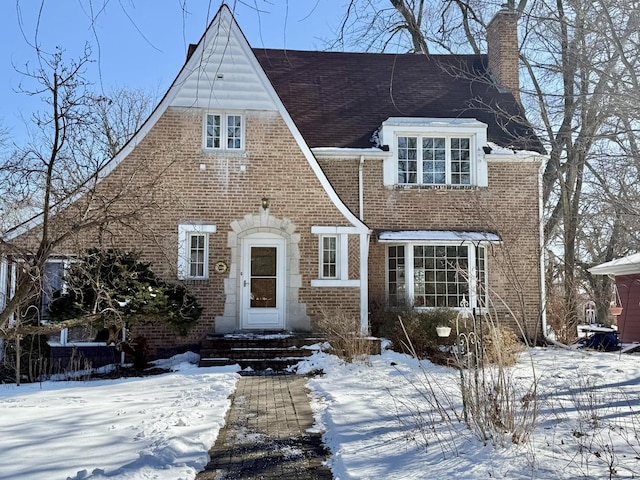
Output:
[
  {"xmin": 381, "ymin": 118, "xmax": 488, "ymax": 188},
  {"xmin": 204, "ymin": 112, "xmax": 244, "ymax": 150},
  {"xmin": 398, "ymin": 136, "xmax": 471, "ymax": 185}
]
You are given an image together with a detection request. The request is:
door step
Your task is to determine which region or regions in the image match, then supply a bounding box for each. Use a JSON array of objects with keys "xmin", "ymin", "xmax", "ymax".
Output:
[{"xmin": 198, "ymin": 332, "xmax": 325, "ymax": 371}]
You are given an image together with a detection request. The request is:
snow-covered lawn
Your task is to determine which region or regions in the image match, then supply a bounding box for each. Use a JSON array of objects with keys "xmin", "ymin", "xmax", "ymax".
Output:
[
  {"xmin": 0, "ymin": 347, "xmax": 639, "ymax": 479},
  {"xmin": 0, "ymin": 353, "xmax": 240, "ymax": 480}
]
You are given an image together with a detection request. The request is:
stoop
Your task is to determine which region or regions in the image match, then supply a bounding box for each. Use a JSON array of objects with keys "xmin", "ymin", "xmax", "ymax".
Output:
[{"xmin": 198, "ymin": 331, "xmax": 325, "ymax": 371}]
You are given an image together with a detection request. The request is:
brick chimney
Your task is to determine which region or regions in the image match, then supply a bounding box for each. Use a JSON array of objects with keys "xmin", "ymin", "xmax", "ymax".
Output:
[{"xmin": 487, "ymin": 8, "xmax": 520, "ymax": 104}]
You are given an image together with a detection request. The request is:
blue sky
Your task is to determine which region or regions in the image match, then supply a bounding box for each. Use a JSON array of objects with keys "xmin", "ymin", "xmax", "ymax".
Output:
[{"xmin": 0, "ymin": 1, "xmax": 344, "ymax": 144}]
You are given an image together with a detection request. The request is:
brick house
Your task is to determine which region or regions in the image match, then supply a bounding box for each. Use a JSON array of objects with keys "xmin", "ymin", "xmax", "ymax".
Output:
[{"xmin": 1, "ymin": 5, "xmax": 545, "ymax": 361}]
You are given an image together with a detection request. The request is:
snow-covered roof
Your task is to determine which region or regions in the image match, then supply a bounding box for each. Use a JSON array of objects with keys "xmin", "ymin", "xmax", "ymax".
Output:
[
  {"xmin": 377, "ymin": 230, "xmax": 501, "ymax": 243},
  {"xmin": 588, "ymin": 253, "xmax": 640, "ymax": 276}
]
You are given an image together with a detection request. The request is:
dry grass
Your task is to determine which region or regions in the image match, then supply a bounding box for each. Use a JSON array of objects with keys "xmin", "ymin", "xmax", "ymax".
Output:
[{"xmin": 314, "ymin": 309, "xmax": 376, "ymax": 362}]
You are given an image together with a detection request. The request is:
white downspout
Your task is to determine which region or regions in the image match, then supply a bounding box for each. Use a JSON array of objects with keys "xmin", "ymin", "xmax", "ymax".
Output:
[
  {"xmin": 358, "ymin": 155, "xmax": 370, "ymax": 335},
  {"xmin": 358, "ymin": 155, "xmax": 365, "ymax": 221},
  {"xmin": 360, "ymin": 232, "xmax": 370, "ymax": 336}
]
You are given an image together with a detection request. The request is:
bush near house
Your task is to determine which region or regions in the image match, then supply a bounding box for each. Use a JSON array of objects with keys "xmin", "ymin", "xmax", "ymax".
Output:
[
  {"xmin": 47, "ymin": 249, "xmax": 202, "ymax": 370},
  {"xmin": 372, "ymin": 305, "xmax": 523, "ymax": 366}
]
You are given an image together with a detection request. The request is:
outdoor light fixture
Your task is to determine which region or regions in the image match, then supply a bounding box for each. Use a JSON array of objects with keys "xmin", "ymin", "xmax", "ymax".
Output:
[{"xmin": 261, "ymin": 197, "xmax": 269, "ymax": 210}]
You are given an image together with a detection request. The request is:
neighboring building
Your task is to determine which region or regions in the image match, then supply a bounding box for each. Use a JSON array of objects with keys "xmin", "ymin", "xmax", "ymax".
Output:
[
  {"xmin": 589, "ymin": 254, "xmax": 640, "ymax": 343},
  {"xmin": 1, "ymin": 5, "xmax": 546, "ymax": 360}
]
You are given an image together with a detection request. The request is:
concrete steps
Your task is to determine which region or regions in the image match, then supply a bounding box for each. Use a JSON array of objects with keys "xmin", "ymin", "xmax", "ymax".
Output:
[{"xmin": 198, "ymin": 332, "xmax": 325, "ymax": 371}]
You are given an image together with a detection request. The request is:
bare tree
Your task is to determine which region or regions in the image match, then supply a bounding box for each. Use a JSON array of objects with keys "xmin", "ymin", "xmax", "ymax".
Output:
[{"xmin": 0, "ymin": 46, "xmax": 165, "ymax": 350}]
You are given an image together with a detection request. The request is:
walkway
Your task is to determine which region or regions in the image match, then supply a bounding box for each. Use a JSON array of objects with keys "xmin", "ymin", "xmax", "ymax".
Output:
[{"xmin": 196, "ymin": 375, "xmax": 332, "ymax": 480}]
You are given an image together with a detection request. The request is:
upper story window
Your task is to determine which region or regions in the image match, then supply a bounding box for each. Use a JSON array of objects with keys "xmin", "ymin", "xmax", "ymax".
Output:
[
  {"xmin": 178, "ymin": 223, "xmax": 217, "ymax": 280},
  {"xmin": 204, "ymin": 113, "xmax": 244, "ymax": 150},
  {"xmin": 380, "ymin": 118, "xmax": 488, "ymax": 188},
  {"xmin": 398, "ymin": 136, "xmax": 471, "ymax": 185}
]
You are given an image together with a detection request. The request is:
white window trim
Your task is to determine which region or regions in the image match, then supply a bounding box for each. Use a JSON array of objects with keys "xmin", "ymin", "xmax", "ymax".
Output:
[
  {"xmin": 386, "ymin": 241, "xmax": 488, "ymax": 309},
  {"xmin": 396, "ymin": 135, "xmax": 474, "ymax": 186},
  {"xmin": 178, "ymin": 223, "xmax": 217, "ymax": 280},
  {"xmin": 203, "ymin": 112, "xmax": 245, "ymax": 151},
  {"xmin": 380, "ymin": 118, "xmax": 488, "ymax": 187},
  {"xmin": 311, "ymin": 226, "xmax": 360, "ymax": 287}
]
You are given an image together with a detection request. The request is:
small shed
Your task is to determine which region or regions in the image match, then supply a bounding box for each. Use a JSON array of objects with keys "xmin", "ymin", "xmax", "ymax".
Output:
[{"xmin": 589, "ymin": 253, "xmax": 640, "ymax": 343}]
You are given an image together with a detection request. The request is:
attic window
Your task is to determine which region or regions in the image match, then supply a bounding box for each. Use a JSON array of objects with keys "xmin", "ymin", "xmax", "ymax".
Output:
[
  {"xmin": 398, "ymin": 135, "xmax": 472, "ymax": 185},
  {"xmin": 204, "ymin": 112, "xmax": 244, "ymax": 151},
  {"xmin": 380, "ymin": 118, "xmax": 488, "ymax": 188}
]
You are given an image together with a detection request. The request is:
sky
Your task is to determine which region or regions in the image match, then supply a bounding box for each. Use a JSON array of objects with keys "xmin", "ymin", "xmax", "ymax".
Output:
[
  {"xmin": 0, "ymin": 1, "xmax": 346, "ymax": 145},
  {"xmin": 1, "ymin": 347, "xmax": 639, "ymax": 479}
]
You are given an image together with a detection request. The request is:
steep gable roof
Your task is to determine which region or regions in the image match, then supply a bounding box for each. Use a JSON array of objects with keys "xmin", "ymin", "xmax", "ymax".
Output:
[{"xmin": 253, "ymin": 49, "xmax": 544, "ymax": 153}]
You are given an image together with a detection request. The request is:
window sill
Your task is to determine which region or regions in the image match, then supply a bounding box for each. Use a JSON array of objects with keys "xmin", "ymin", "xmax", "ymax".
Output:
[
  {"xmin": 311, "ymin": 279, "xmax": 360, "ymax": 288},
  {"xmin": 180, "ymin": 277, "xmax": 210, "ymax": 283},
  {"xmin": 202, "ymin": 148, "xmax": 246, "ymax": 157},
  {"xmin": 392, "ymin": 184, "xmax": 484, "ymax": 191}
]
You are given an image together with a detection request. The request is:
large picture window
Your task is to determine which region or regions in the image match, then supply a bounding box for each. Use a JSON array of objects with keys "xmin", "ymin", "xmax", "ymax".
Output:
[
  {"xmin": 397, "ymin": 135, "xmax": 471, "ymax": 185},
  {"xmin": 387, "ymin": 244, "xmax": 486, "ymax": 308}
]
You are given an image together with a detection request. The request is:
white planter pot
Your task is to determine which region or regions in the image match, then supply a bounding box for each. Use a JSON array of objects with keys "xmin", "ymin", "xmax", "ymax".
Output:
[{"xmin": 436, "ymin": 326, "xmax": 452, "ymax": 338}]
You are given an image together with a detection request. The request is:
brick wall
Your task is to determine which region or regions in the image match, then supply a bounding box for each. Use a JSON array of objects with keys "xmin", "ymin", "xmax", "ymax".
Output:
[
  {"xmin": 14, "ymin": 107, "xmax": 365, "ymax": 358},
  {"xmin": 323, "ymin": 155, "xmax": 543, "ymax": 340}
]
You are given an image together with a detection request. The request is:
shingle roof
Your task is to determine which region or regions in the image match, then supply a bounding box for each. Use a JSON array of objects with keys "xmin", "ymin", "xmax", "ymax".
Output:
[{"xmin": 253, "ymin": 49, "xmax": 544, "ymax": 153}]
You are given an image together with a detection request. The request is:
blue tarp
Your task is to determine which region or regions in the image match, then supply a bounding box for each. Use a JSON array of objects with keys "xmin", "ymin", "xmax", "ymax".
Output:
[{"xmin": 580, "ymin": 333, "xmax": 621, "ymax": 351}]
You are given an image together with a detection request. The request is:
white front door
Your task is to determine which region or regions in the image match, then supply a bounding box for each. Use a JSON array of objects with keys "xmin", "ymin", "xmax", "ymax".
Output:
[{"xmin": 241, "ymin": 235, "xmax": 286, "ymax": 329}]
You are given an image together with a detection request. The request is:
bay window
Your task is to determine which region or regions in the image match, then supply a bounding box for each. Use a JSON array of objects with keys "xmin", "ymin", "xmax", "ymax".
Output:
[{"xmin": 387, "ymin": 243, "xmax": 487, "ymax": 309}]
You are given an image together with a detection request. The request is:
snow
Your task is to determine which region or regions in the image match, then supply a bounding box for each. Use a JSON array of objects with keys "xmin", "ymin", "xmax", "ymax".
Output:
[
  {"xmin": 377, "ymin": 230, "xmax": 501, "ymax": 242},
  {"xmin": 1, "ymin": 348, "xmax": 640, "ymax": 479},
  {"xmin": 0, "ymin": 353, "xmax": 240, "ymax": 480}
]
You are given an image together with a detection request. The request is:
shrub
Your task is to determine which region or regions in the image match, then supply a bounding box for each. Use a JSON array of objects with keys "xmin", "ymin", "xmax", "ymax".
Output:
[
  {"xmin": 371, "ymin": 306, "xmax": 459, "ymax": 363},
  {"xmin": 480, "ymin": 322, "xmax": 524, "ymax": 367},
  {"xmin": 314, "ymin": 309, "xmax": 376, "ymax": 362}
]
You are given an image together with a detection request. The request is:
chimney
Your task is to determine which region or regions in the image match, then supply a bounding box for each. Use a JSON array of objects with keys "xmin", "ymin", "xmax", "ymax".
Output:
[{"xmin": 487, "ymin": 7, "xmax": 520, "ymax": 104}]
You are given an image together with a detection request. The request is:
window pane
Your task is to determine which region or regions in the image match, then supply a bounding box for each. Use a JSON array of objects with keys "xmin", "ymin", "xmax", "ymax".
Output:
[
  {"xmin": 476, "ymin": 246, "xmax": 487, "ymax": 307},
  {"xmin": 206, "ymin": 114, "xmax": 221, "ymax": 149},
  {"xmin": 188, "ymin": 233, "xmax": 206, "ymax": 278},
  {"xmin": 412, "ymin": 244, "xmax": 469, "ymax": 308},
  {"xmin": 422, "ymin": 137, "xmax": 446, "ymax": 184},
  {"xmin": 41, "ymin": 262, "xmax": 65, "ymax": 323},
  {"xmin": 251, "ymin": 247, "xmax": 276, "ymax": 276},
  {"xmin": 451, "ymin": 137, "xmax": 471, "ymax": 185},
  {"xmin": 250, "ymin": 247, "xmax": 277, "ymax": 308},
  {"xmin": 227, "ymin": 115, "xmax": 242, "ymax": 149},
  {"xmin": 388, "ymin": 246, "xmax": 405, "ymax": 306},
  {"xmin": 398, "ymin": 136, "xmax": 418, "ymax": 184},
  {"xmin": 322, "ymin": 236, "xmax": 338, "ymax": 278}
]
